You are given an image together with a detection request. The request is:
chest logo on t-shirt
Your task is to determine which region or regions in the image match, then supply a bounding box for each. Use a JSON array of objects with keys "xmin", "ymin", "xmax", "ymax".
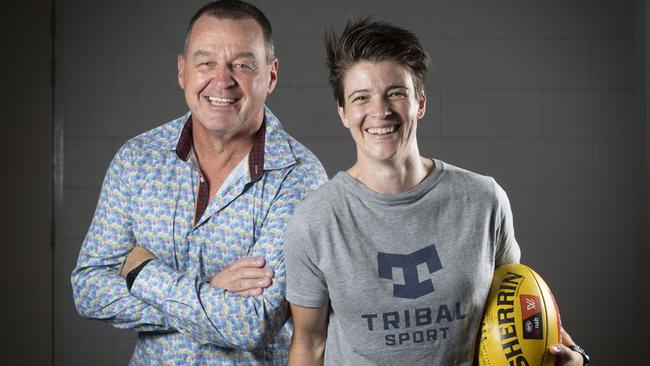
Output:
[{"xmin": 377, "ymin": 243, "xmax": 443, "ymax": 299}]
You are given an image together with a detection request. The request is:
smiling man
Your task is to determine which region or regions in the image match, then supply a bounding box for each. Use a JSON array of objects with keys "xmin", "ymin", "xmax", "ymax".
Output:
[{"xmin": 71, "ymin": 1, "xmax": 326, "ymax": 364}]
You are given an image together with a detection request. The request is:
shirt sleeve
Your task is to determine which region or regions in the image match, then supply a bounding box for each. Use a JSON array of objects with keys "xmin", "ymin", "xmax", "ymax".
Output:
[
  {"xmin": 129, "ymin": 162, "xmax": 327, "ymax": 350},
  {"xmin": 71, "ymin": 144, "xmax": 172, "ymax": 332},
  {"xmin": 493, "ymin": 179, "xmax": 521, "ymax": 266},
  {"xmin": 284, "ymin": 206, "xmax": 330, "ymax": 308}
]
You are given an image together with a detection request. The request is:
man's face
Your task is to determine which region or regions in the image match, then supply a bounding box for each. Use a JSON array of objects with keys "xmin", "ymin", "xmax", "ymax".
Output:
[
  {"xmin": 178, "ymin": 15, "xmax": 278, "ymax": 140},
  {"xmin": 337, "ymin": 60, "xmax": 426, "ymax": 164}
]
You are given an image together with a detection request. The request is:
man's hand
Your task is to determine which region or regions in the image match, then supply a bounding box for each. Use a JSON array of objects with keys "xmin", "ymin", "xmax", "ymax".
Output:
[
  {"xmin": 209, "ymin": 258, "xmax": 274, "ymax": 296},
  {"xmin": 120, "ymin": 246, "xmax": 157, "ymax": 278},
  {"xmin": 549, "ymin": 327, "xmax": 585, "ymax": 366}
]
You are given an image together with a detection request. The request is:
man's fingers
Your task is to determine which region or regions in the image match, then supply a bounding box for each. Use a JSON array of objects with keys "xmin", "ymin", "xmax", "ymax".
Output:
[
  {"xmin": 230, "ymin": 278, "xmax": 273, "ymax": 292},
  {"xmin": 219, "ymin": 267, "xmax": 274, "ymax": 283},
  {"xmin": 224, "ymin": 258, "xmax": 275, "ymax": 282},
  {"xmin": 210, "ymin": 270, "xmax": 273, "ymax": 291},
  {"xmin": 237, "ymin": 267, "xmax": 274, "ymax": 280},
  {"xmin": 227, "ymin": 257, "xmax": 266, "ymax": 270},
  {"xmin": 208, "ymin": 258, "xmax": 274, "ymax": 293}
]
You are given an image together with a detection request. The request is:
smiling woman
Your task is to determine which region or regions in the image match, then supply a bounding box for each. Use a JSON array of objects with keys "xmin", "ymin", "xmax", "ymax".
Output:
[
  {"xmin": 336, "ymin": 60, "xmax": 426, "ymax": 182},
  {"xmin": 284, "ymin": 19, "xmax": 521, "ymax": 366},
  {"xmin": 283, "ymin": 18, "xmax": 585, "ymax": 366}
]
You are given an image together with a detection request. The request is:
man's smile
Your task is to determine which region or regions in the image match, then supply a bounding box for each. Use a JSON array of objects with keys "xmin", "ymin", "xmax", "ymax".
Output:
[{"xmin": 206, "ymin": 96, "xmax": 239, "ymax": 106}]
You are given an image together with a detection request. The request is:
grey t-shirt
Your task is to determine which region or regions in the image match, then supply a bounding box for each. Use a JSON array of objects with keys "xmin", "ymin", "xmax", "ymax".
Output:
[{"xmin": 285, "ymin": 160, "xmax": 520, "ymax": 366}]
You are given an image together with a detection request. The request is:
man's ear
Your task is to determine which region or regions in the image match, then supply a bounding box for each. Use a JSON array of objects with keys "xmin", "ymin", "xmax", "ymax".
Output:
[
  {"xmin": 337, "ymin": 103, "xmax": 350, "ymax": 128},
  {"xmin": 267, "ymin": 58, "xmax": 279, "ymax": 94},
  {"xmin": 177, "ymin": 54, "xmax": 186, "ymax": 90}
]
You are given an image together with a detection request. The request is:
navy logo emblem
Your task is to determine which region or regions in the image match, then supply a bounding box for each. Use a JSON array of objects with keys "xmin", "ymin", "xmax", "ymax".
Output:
[{"xmin": 378, "ymin": 244, "xmax": 442, "ymax": 299}]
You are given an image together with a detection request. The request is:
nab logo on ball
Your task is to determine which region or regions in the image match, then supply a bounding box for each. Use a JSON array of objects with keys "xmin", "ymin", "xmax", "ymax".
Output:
[
  {"xmin": 521, "ymin": 295, "xmax": 543, "ymax": 340},
  {"xmin": 377, "ymin": 244, "xmax": 442, "ymax": 299}
]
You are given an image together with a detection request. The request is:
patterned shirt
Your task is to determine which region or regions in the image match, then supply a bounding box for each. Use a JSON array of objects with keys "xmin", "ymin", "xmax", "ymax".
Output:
[{"xmin": 71, "ymin": 107, "xmax": 328, "ymax": 365}]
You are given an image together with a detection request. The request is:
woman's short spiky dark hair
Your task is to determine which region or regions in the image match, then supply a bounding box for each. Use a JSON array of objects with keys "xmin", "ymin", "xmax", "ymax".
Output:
[{"xmin": 325, "ymin": 18, "xmax": 430, "ymax": 107}]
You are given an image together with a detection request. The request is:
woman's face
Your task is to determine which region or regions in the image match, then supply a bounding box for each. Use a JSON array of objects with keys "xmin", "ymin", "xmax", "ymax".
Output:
[{"xmin": 337, "ymin": 60, "xmax": 426, "ymax": 165}]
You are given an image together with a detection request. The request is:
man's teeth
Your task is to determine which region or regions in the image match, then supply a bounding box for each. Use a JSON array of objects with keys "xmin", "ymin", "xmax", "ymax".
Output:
[
  {"xmin": 207, "ymin": 97, "xmax": 236, "ymax": 106},
  {"xmin": 367, "ymin": 126, "xmax": 396, "ymax": 135}
]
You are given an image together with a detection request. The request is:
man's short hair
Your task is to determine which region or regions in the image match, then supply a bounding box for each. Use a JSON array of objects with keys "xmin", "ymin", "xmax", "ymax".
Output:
[
  {"xmin": 184, "ymin": 0, "xmax": 275, "ymax": 63},
  {"xmin": 325, "ymin": 18, "xmax": 430, "ymax": 107}
]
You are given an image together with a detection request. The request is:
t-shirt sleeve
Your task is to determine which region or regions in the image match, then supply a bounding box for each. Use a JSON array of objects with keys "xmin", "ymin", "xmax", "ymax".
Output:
[
  {"xmin": 493, "ymin": 180, "xmax": 521, "ymax": 266},
  {"xmin": 284, "ymin": 210, "xmax": 330, "ymax": 308}
]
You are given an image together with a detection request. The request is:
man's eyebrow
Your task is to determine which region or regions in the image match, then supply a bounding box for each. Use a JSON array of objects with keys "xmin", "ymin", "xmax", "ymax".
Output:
[
  {"xmin": 232, "ymin": 52, "xmax": 256, "ymax": 60},
  {"xmin": 347, "ymin": 89, "xmax": 370, "ymax": 99},
  {"xmin": 192, "ymin": 50, "xmax": 211, "ymax": 58},
  {"xmin": 191, "ymin": 51, "xmax": 257, "ymax": 61}
]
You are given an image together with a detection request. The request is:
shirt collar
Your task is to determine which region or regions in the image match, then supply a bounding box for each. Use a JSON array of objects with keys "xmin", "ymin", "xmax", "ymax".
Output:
[{"xmin": 171, "ymin": 106, "xmax": 295, "ymax": 181}]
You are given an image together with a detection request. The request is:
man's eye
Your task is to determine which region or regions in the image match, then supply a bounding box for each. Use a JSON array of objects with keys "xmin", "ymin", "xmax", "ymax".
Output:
[
  {"xmin": 198, "ymin": 61, "xmax": 214, "ymax": 67},
  {"xmin": 234, "ymin": 63, "xmax": 253, "ymax": 70},
  {"xmin": 352, "ymin": 96, "xmax": 368, "ymax": 102},
  {"xmin": 388, "ymin": 91, "xmax": 406, "ymax": 98}
]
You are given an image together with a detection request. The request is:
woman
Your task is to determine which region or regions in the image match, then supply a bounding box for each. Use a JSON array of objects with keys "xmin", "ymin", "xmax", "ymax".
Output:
[{"xmin": 285, "ymin": 18, "xmax": 587, "ymax": 366}]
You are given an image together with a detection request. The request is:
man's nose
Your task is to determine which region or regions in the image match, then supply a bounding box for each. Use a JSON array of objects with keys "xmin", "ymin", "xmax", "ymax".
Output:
[{"xmin": 209, "ymin": 65, "xmax": 236, "ymax": 88}]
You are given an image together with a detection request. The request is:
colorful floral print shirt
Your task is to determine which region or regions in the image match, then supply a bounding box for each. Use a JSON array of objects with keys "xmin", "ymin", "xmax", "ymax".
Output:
[{"xmin": 71, "ymin": 107, "xmax": 327, "ymax": 365}]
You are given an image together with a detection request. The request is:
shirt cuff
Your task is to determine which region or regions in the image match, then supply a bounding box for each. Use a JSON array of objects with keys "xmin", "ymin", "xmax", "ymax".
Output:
[
  {"xmin": 286, "ymin": 291, "xmax": 330, "ymax": 308},
  {"xmin": 130, "ymin": 259, "xmax": 178, "ymax": 309}
]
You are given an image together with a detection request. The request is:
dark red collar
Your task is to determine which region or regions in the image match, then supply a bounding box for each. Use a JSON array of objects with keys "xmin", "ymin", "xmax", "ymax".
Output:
[{"xmin": 175, "ymin": 116, "xmax": 265, "ymax": 182}]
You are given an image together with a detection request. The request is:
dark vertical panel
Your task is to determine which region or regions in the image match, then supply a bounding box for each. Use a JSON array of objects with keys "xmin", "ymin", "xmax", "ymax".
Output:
[
  {"xmin": 0, "ymin": 0, "xmax": 54, "ymax": 365},
  {"xmin": 639, "ymin": 0, "xmax": 650, "ymax": 363},
  {"xmin": 53, "ymin": 0, "xmax": 64, "ymax": 364}
]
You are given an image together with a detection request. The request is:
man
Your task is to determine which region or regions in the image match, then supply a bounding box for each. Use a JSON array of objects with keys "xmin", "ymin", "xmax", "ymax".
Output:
[{"xmin": 71, "ymin": 1, "xmax": 327, "ymax": 364}]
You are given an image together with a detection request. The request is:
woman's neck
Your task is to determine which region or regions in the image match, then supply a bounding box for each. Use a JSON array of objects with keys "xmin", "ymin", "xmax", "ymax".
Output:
[{"xmin": 347, "ymin": 155, "xmax": 435, "ymax": 195}]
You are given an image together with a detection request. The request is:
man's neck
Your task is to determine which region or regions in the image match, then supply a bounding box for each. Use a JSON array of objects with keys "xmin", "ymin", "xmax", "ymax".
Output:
[
  {"xmin": 194, "ymin": 133, "xmax": 252, "ymax": 168},
  {"xmin": 191, "ymin": 125, "xmax": 257, "ymax": 196}
]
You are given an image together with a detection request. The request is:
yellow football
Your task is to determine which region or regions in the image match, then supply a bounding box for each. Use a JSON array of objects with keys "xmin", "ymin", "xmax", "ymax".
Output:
[{"xmin": 477, "ymin": 263, "xmax": 561, "ymax": 366}]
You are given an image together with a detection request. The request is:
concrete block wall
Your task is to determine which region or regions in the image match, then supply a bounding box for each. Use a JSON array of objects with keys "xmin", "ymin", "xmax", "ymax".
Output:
[{"xmin": 60, "ymin": 0, "xmax": 641, "ymax": 364}]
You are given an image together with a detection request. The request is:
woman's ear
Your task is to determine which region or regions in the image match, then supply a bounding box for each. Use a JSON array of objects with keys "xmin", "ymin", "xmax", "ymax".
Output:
[
  {"xmin": 417, "ymin": 90, "xmax": 426, "ymax": 119},
  {"xmin": 337, "ymin": 103, "xmax": 350, "ymax": 128}
]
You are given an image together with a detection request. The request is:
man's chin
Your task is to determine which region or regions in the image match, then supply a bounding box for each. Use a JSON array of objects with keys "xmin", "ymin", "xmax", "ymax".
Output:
[{"xmin": 193, "ymin": 115, "xmax": 238, "ymax": 134}]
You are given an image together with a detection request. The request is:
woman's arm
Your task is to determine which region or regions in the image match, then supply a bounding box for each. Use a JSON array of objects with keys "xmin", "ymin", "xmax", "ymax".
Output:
[{"xmin": 289, "ymin": 303, "xmax": 329, "ymax": 366}]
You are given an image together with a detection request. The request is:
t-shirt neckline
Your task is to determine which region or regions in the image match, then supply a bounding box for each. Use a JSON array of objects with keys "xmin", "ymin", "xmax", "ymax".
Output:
[{"xmin": 335, "ymin": 159, "xmax": 445, "ymax": 205}]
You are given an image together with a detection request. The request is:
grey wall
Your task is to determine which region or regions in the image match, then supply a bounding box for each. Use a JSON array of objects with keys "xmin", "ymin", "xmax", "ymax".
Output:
[{"xmin": 60, "ymin": 0, "xmax": 641, "ymax": 364}]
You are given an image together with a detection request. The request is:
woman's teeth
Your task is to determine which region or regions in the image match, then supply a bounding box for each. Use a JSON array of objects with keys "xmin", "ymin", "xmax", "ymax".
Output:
[{"xmin": 366, "ymin": 126, "xmax": 396, "ymax": 135}]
